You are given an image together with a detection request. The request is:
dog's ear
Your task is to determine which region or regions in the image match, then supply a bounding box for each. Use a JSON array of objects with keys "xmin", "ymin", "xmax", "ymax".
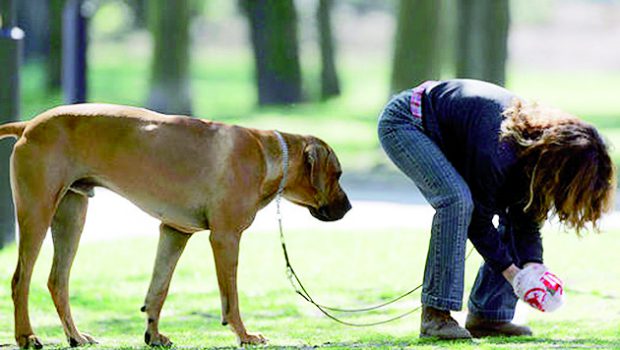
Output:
[{"xmin": 304, "ymin": 143, "xmax": 324, "ymax": 188}]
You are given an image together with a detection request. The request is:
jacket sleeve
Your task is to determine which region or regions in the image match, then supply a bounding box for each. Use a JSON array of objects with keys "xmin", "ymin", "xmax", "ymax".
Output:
[
  {"xmin": 507, "ymin": 205, "xmax": 543, "ymax": 266},
  {"xmin": 468, "ymin": 200, "xmax": 514, "ymax": 273}
]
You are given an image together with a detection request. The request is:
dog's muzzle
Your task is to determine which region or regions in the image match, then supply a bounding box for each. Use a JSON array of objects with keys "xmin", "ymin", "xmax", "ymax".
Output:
[{"xmin": 309, "ymin": 194, "xmax": 352, "ymax": 222}]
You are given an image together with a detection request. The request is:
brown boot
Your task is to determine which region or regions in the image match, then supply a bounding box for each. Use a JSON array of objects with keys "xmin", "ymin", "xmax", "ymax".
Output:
[
  {"xmin": 420, "ymin": 306, "xmax": 472, "ymax": 340},
  {"xmin": 465, "ymin": 313, "xmax": 533, "ymax": 338}
]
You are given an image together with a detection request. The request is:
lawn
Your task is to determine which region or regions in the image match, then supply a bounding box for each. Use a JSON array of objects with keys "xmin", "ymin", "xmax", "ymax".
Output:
[
  {"xmin": 5, "ymin": 38, "xmax": 620, "ymax": 349},
  {"xmin": 0, "ymin": 224, "xmax": 618, "ymax": 349}
]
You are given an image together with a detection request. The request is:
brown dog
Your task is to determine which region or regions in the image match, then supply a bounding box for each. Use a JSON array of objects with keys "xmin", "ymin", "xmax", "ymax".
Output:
[{"xmin": 0, "ymin": 103, "xmax": 351, "ymax": 349}]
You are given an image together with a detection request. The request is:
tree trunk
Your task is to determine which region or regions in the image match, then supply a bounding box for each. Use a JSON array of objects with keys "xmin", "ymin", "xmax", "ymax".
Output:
[
  {"xmin": 317, "ymin": 0, "xmax": 340, "ymax": 100},
  {"xmin": 146, "ymin": 0, "xmax": 192, "ymax": 115},
  {"xmin": 390, "ymin": 0, "xmax": 441, "ymax": 94},
  {"xmin": 438, "ymin": 0, "xmax": 457, "ymax": 76},
  {"xmin": 0, "ymin": 0, "xmax": 21, "ymax": 248},
  {"xmin": 485, "ymin": 0, "xmax": 509, "ymax": 86},
  {"xmin": 62, "ymin": 0, "xmax": 88, "ymax": 104},
  {"xmin": 456, "ymin": 0, "xmax": 484, "ymax": 80},
  {"xmin": 241, "ymin": 0, "xmax": 303, "ymax": 106},
  {"xmin": 47, "ymin": 0, "xmax": 64, "ymax": 92},
  {"xmin": 457, "ymin": 0, "xmax": 510, "ymax": 86},
  {"xmin": 128, "ymin": 0, "xmax": 148, "ymax": 29},
  {"xmin": 16, "ymin": 0, "xmax": 49, "ymax": 61}
]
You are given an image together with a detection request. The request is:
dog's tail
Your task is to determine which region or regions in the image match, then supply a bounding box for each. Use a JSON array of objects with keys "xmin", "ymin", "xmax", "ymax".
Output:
[{"xmin": 0, "ymin": 121, "xmax": 28, "ymax": 140}]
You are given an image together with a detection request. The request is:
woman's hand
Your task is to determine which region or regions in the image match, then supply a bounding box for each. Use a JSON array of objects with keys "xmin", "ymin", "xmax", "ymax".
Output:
[
  {"xmin": 511, "ymin": 264, "xmax": 565, "ymax": 312},
  {"xmin": 501, "ymin": 264, "xmax": 521, "ymax": 283}
]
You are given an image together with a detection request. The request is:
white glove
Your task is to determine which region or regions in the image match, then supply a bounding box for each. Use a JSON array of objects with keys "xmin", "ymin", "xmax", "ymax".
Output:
[{"xmin": 512, "ymin": 264, "xmax": 564, "ymax": 312}]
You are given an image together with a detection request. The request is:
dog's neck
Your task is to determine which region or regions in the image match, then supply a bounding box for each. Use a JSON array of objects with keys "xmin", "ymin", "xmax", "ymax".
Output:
[{"xmin": 257, "ymin": 131, "xmax": 292, "ymax": 207}]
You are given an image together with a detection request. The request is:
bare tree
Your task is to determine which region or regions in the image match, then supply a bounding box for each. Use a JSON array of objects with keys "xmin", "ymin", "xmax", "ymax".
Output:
[
  {"xmin": 16, "ymin": 0, "xmax": 48, "ymax": 60},
  {"xmin": 438, "ymin": 0, "xmax": 458, "ymax": 76},
  {"xmin": 317, "ymin": 0, "xmax": 340, "ymax": 99},
  {"xmin": 0, "ymin": 0, "xmax": 21, "ymax": 248},
  {"xmin": 390, "ymin": 0, "xmax": 441, "ymax": 93},
  {"xmin": 48, "ymin": 0, "xmax": 64, "ymax": 91},
  {"xmin": 456, "ymin": 0, "xmax": 510, "ymax": 86},
  {"xmin": 146, "ymin": 0, "xmax": 192, "ymax": 115},
  {"xmin": 241, "ymin": 0, "xmax": 303, "ymax": 105}
]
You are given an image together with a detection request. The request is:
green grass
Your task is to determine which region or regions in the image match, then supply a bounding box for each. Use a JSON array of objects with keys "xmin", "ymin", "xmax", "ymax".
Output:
[
  {"xmin": 0, "ymin": 225, "xmax": 619, "ymax": 349},
  {"xmin": 8, "ymin": 38, "xmax": 620, "ymax": 348}
]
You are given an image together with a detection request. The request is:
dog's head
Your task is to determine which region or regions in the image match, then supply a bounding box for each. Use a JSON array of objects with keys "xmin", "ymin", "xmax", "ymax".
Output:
[{"xmin": 284, "ymin": 137, "xmax": 351, "ymax": 221}]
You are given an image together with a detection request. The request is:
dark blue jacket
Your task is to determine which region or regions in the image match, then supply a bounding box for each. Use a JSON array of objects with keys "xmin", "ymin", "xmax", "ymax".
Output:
[{"xmin": 421, "ymin": 79, "xmax": 543, "ymax": 272}]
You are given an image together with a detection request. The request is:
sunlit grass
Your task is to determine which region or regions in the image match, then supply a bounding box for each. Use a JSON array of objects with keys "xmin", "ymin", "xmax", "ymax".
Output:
[
  {"xmin": 9, "ymin": 19, "xmax": 620, "ymax": 350},
  {"xmin": 0, "ymin": 225, "xmax": 618, "ymax": 349}
]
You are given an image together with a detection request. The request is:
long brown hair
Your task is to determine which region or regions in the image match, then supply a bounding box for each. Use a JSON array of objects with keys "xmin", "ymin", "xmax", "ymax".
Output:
[{"xmin": 500, "ymin": 99, "xmax": 615, "ymax": 233}]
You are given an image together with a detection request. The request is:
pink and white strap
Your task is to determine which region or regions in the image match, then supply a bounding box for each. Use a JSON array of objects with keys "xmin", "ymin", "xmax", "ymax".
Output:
[{"xmin": 410, "ymin": 80, "xmax": 437, "ymax": 119}]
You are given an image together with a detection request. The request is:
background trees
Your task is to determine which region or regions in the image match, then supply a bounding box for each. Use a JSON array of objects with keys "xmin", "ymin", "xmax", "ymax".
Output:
[
  {"xmin": 390, "ymin": 0, "xmax": 441, "ymax": 93},
  {"xmin": 48, "ymin": 0, "xmax": 64, "ymax": 91},
  {"xmin": 240, "ymin": 0, "xmax": 303, "ymax": 106},
  {"xmin": 0, "ymin": 0, "xmax": 21, "ymax": 248},
  {"xmin": 456, "ymin": 0, "xmax": 510, "ymax": 86},
  {"xmin": 11, "ymin": 0, "xmax": 513, "ymax": 108},
  {"xmin": 145, "ymin": 0, "xmax": 193, "ymax": 115},
  {"xmin": 4, "ymin": 0, "xmax": 604, "ymax": 252},
  {"xmin": 317, "ymin": 0, "xmax": 340, "ymax": 100},
  {"xmin": 16, "ymin": 0, "xmax": 64, "ymax": 93},
  {"xmin": 390, "ymin": 0, "xmax": 511, "ymax": 90}
]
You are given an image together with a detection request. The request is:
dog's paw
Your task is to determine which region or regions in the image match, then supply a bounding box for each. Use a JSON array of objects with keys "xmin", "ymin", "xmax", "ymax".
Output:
[
  {"xmin": 145, "ymin": 331, "xmax": 173, "ymax": 348},
  {"xmin": 239, "ymin": 332, "xmax": 267, "ymax": 346},
  {"xmin": 68, "ymin": 333, "xmax": 98, "ymax": 347},
  {"xmin": 17, "ymin": 334, "xmax": 43, "ymax": 349}
]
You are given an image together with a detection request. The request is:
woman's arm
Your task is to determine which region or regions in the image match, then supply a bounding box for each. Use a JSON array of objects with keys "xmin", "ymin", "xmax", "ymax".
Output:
[
  {"xmin": 502, "ymin": 264, "xmax": 521, "ymax": 283},
  {"xmin": 468, "ymin": 200, "xmax": 514, "ymax": 272},
  {"xmin": 508, "ymin": 204, "xmax": 544, "ymax": 265}
]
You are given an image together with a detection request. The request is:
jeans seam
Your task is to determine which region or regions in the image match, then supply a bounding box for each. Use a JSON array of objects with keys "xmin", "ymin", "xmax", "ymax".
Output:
[
  {"xmin": 422, "ymin": 292, "xmax": 463, "ymax": 310},
  {"xmin": 467, "ymin": 307, "xmax": 516, "ymax": 322},
  {"xmin": 382, "ymin": 129, "xmax": 437, "ymax": 191}
]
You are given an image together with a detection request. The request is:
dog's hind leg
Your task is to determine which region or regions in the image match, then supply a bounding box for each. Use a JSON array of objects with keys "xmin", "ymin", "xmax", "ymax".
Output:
[
  {"xmin": 142, "ymin": 224, "xmax": 191, "ymax": 347},
  {"xmin": 11, "ymin": 165, "xmax": 63, "ymax": 349},
  {"xmin": 12, "ymin": 216, "xmax": 47, "ymax": 350},
  {"xmin": 48, "ymin": 191, "xmax": 97, "ymax": 347}
]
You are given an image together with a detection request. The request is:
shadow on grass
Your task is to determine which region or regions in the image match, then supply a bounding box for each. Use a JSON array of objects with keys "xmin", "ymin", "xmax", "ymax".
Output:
[
  {"xmin": 312, "ymin": 336, "xmax": 620, "ymax": 349},
  {"xmin": 3, "ymin": 336, "xmax": 618, "ymax": 350},
  {"xmin": 482, "ymin": 336, "xmax": 620, "ymax": 348}
]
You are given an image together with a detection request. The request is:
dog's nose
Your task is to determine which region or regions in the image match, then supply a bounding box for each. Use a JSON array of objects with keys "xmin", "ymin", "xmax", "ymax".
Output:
[
  {"xmin": 320, "ymin": 195, "xmax": 352, "ymax": 221},
  {"xmin": 318, "ymin": 206, "xmax": 330, "ymax": 218},
  {"xmin": 315, "ymin": 205, "xmax": 338, "ymax": 222},
  {"xmin": 342, "ymin": 196, "xmax": 352, "ymax": 213}
]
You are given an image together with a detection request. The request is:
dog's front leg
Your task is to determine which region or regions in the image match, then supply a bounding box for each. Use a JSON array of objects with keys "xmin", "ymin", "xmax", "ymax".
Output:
[
  {"xmin": 209, "ymin": 230, "xmax": 267, "ymax": 345},
  {"xmin": 142, "ymin": 224, "xmax": 191, "ymax": 347}
]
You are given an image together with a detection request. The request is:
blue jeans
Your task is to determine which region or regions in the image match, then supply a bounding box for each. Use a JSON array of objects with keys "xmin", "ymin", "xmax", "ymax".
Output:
[
  {"xmin": 468, "ymin": 219, "xmax": 519, "ymax": 321},
  {"xmin": 377, "ymin": 90, "xmax": 518, "ymax": 321}
]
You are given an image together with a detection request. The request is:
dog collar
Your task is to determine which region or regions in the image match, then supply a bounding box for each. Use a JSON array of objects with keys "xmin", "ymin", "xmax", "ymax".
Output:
[{"xmin": 273, "ymin": 130, "xmax": 289, "ymax": 196}]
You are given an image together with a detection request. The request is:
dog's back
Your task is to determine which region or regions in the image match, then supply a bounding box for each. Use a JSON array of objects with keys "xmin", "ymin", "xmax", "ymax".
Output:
[{"xmin": 5, "ymin": 103, "xmax": 263, "ymax": 232}]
